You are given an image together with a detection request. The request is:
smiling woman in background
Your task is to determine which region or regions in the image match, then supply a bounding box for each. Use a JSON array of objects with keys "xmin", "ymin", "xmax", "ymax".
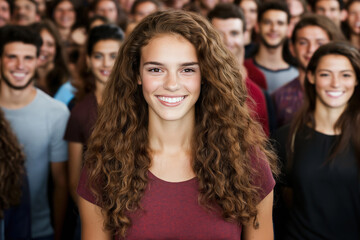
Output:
[
  {"xmin": 77, "ymin": 10, "xmax": 277, "ymax": 239},
  {"xmin": 65, "ymin": 24, "xmax": 124, "ymax": 205},
  {"xmin": 33, "ymin": 20, "xmax": 74, "ymax": 104},
  {"xmin": 273, "ymin": 41, "xmax": 360, "ymax": 239}
]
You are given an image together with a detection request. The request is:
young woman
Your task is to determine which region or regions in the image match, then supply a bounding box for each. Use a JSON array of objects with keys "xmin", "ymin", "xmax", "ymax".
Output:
[
  {"xmin": 273, "ymin": 41, "xmax": 360, "ymax": 239},
  {"xmin": 49, "ymin": 0, "xmax": 78, "ymax": 56},
  {"xmin": 78, "ymin": 10, "xmax": 277, "ymax": 239},
  {"xmin": 65, "ymin": 24, "xmax": 124, "ymax": 204},
  {"xmin": 33, "ymin": 20, "xmax": 74, "ymax": 104}
]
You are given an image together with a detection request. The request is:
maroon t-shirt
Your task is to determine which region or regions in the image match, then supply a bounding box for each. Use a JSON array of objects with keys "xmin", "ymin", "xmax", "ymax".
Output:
[
  {"xmin": 78, "ymin": 157, "xmax": 275, "ymax": 240},
  {"xmin": 64, "ymin": 93, "xmax": 98, "ymax": 144}
]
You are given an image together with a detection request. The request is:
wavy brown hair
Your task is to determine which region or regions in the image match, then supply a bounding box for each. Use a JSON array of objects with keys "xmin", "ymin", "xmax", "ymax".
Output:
[
  {"xmin": 0, "ymin": 110, "xmax": 25, "ymax": 219},
  {"xmin": 85, "ymin": 10, "xmax": 277, "ymax": 237}
]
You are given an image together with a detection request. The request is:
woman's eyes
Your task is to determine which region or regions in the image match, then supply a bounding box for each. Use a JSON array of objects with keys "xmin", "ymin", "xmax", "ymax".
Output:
[
  {"xmin": 148, "ymin": 68, "xmax": 162, "ymax": 73},
  {"xmin": 147, "ymin": 68, "xmax": 195, "ymax": 73},
  {"xmin": 319, "ymin": 73, "xmax": 329, "ymax": 77},
  {"xmin": 182, "ymin": 68, "xmax": 195, "ymax": 73},
  {"xmin": 342, "ymin": 73, "xmax": 353, "ymax": 78}
]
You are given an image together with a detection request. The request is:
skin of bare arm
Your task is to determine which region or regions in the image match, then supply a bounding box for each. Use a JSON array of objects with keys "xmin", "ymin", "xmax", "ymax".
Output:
[
  {"xmin": 242, "ymin": 190, "xmax": 274, "ymax": 240},
  {"xmin": 68, "ymin": 142, "xmax": 84, "ymax": 205},
  {"xmin": 51, "ymin": 161, "xmax": 69, "ymax": 240},
  {"xmin": 79, "ymin": 196, "xmax": 112, "ymax": 239}
]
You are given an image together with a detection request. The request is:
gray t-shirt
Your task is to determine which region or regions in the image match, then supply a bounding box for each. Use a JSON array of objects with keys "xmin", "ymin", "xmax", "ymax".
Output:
[
  {"xmin": 254, "ymin": 60, "xmax": 299, "ymax": 94},
  {"xmin": 2, "ymin": 89, "xmax": 69, "ymax": 238}
]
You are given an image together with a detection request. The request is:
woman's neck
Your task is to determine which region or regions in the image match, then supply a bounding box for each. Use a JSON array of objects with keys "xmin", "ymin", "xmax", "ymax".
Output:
[
  {"xmin": 148, "ymin": 110, "xmax": 196, "ymax": 181},
  {"xmin": 94, "ymin": 81, "xmax": 106, "ymax": 105},
  {"xmin": 314, "ymin": 103, "xmax": 344, "ymax": 135}
]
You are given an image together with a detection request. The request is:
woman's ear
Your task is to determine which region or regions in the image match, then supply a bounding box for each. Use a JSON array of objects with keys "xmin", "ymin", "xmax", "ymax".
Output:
[
  {"xmin": 307, "ymin": 72, "xmax": 315, "ymax": 84},
  {"xmin": 137, "ymin": 76, "xmax": 142, "ymax": 85}
]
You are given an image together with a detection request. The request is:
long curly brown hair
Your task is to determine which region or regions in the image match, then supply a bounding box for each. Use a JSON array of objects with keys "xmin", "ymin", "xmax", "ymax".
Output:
[
  {"xmin": 0, "ymin": 109, "xmax": 25, "ymax": 219},
  {"xmin": 85, "ymin": 10, "xmax": 278, "ymax": 237}
]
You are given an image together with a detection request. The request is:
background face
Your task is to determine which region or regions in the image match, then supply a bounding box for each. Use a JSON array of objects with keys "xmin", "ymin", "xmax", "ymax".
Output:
[
  {"xmin": 0, "ymin": 0, "xmax": 11, "ymax": 27},
  {"xmin": 13, "ymin": 0, "xmax": 38, "ymax": 26},
  {"xmin": 212, "ymin": 18, "xmax": 244, "ymax": 61},
  {"xmin": 38, "ymin": 29, "xmax": 57, "ymax": 68},
  {"xmin": 259, "ymin": 10, "xmax": 288, "ymax": 48},
  {"xmin": 1, "ymin": 42, "xmax": 38, "ymax": 89},
  {"xmin": 292, "ymin": 26, "xmax": 330, "ymax": 70},
  {"xmin": 53, "ymin": 1, "xmax": 76, "ymax": 29},
  {"xmin": 240, "ymin": 0, "xmax": 258, "ymax": 31},
  {"xmin": 309, "ymin": 54, "xmax": 357, "ymax": 113},
  {"xmin": 88, "ymin": 39, "xmax": 121, "ymax": 84},
  {"xmin": 347, "ymin": 2, "xmax": 360, "ymax": 35}
]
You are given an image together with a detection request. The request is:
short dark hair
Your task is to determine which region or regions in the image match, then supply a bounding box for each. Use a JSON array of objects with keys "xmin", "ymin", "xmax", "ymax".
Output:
[
  {"xmin": 258, "ymin": 0, "xmax": 290, "ymax": 24},
  {"xmin": 208, "ymin": 3, "xmax": 246, "ymax": 32},
  {"xmin": 13, "ymin": 0, "xmax": 39, "ymax": 14},
  {"xmin": 86, "ymin": 24, "xmax": 124, "ymax": 55},
  {"xmin": 291, "ymin": 14, "xmax": 345, "ymax": 44},
  {"xmin": 0, "ymin": 25, "xmax": 42, "ymax": 56},
  {"xmin": 130, "ymin": 0, "xmax": 161, "ymax": 15},
  {"xmin": 311, "ymin": 0, "xmax": 344, "ymax": 10}
]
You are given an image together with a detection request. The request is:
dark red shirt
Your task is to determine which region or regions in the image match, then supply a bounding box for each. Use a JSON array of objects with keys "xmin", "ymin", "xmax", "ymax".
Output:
[{"xmin": 78, "ymin": 156, "xmax": 275, "ymax": 239}]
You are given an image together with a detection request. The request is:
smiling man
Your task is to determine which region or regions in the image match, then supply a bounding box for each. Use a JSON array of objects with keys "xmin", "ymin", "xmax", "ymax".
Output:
[
  {"xmin": 244, "ymin": 0, "xmax": 298, "ymax": 94},
  {"xmin": 0, "ymin": 25, "xmax": 69, "ymax": 240}
]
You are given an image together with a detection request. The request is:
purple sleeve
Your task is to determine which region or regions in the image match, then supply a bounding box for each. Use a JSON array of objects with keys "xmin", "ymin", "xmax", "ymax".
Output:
[
  {"xmin": 251, "ymin": 152, "xmax": 275, "ymax": 202},
  {"xmin": 77, "ymin": 167, "xmax": 97, "ymax": 205}
]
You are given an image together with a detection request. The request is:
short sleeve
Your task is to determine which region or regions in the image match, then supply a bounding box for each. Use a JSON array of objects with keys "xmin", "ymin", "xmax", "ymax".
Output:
[
  {"xmin": 50, "ymin": 105, "xmax": 70, "ymax": 162},
  {"xmin": 251, "ymin": 151, "xmax": 276, "ymax": 202},
  {"xmin": 77, "ymin": 166, "xmax": 97, "ymax": 205}
]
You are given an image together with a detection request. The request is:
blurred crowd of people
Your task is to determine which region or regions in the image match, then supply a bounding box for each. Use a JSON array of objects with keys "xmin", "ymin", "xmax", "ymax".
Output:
[{"xmin": 0, "ymin": 0, "xmax": 359, "ymax": 239}]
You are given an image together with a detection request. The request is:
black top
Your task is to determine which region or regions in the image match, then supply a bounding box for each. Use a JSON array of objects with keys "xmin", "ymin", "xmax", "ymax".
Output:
[{"xmin": 272, "ymin": 125, "xmax": 360, "ymax": 240}]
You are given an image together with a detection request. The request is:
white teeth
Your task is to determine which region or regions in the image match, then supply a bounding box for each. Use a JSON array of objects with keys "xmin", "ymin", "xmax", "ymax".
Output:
[
  {"xmin": 158, "ymin": 96, "xmax": 184, "ymax": 103},
  {"xmin": 13, "ymin": 73, "xmax": 26, "ymax": 78},
  {"xmin": 327, "ymin": 91, "xmax": 343, "ymax": 97}
]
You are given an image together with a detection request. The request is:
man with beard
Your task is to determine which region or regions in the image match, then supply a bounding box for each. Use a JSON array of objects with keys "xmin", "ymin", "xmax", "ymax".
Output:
[
  {"xmin": 271, "ymin": 14, "xmax": 345, "ymax": 128},
  {"xmin": 244, "ymin": 0, "xmax": 298, "ymax": 94},
  {"xmin": 12, "ymin": 0, "xmax": 40, "ymax": 26},
  {"xmin": 0, "ymin": 0, "xmax": 11, "ymax": 27},
  {"xmin": 0, "ymin": 25, "xmax": 69, "ymax": 240}
]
